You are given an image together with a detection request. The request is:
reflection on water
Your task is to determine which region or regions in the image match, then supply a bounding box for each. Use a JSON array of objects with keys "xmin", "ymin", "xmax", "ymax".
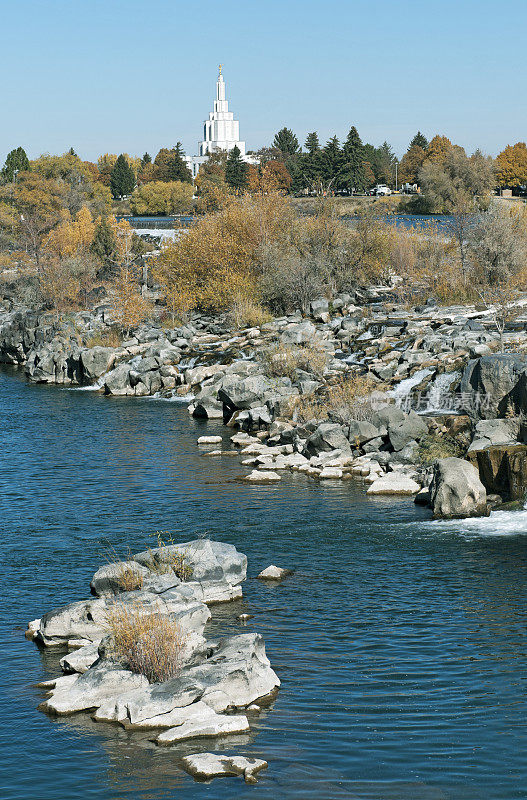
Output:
[{"xmin": 2, "ymin": 366, "xmax": 527, "ymax": 800}]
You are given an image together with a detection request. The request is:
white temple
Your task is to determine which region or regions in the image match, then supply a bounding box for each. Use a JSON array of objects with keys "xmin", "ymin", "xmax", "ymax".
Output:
[{"xmin": 186, "ymin": 67, "xmax": 257, "ymax": 178}]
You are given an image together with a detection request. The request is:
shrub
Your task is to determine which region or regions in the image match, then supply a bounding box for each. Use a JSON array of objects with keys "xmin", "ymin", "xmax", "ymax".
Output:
[
  {"xmin": 230, "ymin": 297, "xmax": 272, "ymax": 329},
  {"xmin": 281, "ymin": 372, "xmax": 382, "ymax": 424},
  {"xmin": 325, "ymin": 373, "xmax": 381, "ymax": 424},
  {"xmin": 415, "ymin": 433, "xmax": 466, "ymax": 465},
  {"xmin": 105, "ymin": 601, "xmax": 187, "ymax": 683},
  {"xmin": 85, "ymin": 327, "xmax": 122, "ymax": 348},
  {"xmin": 101, "ymin": 544, "xmax": 144, "ymax": 592},
  {"xmin": 149, "ymin": 531, "xmax": 193, "ymax": 581},
  {"xmin": 260, "ymin": 342, "xmax": 328, "ymax": 380}
]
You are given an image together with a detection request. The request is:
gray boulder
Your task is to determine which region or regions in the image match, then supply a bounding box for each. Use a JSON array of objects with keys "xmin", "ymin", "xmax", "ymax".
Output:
[
  {"xmin": 281, "ymin": 321, "xmax": 317, "ymax": 345},
  {"xmin": 89, "ymin": 633, "xmax": 279, "ymax": 727},
  {"xmin": 305, "ymin": 423, "xmax": 351, "ymax": 456},
  {"xmin": 40, "ymin": 664, "xmax": 149, "ymax": 715},
  {"xmin": 133, "ymin": 540, "xmax": 247, "ymax": 588},
  {"xmin": 218, "ymin": 374, "xmax": 273, "ymax": 411},
  {"xmin": 429, "ymin": 457, "xmax": 488, "ymax": 519},
  {"xmin": 468, "ymin": 418, "xmax": 520, "ymax": 452},
  {"xmin": 104, "ymin": 363, "xmax": 133, "ymax": 395},
  {"xmin": 80, "ymin": 346, "xmax": 117, "ymax": 382},
  {"xmin": 460, "ymin": 355, "xmax": 527, "ymax": 418}
]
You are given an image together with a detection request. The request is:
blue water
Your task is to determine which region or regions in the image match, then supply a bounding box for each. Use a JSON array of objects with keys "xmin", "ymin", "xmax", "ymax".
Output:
[
  {"xmin": 2, "ymin": 367, "xmax": 527, "ymax": 800},
  {"xmin": 119, "ymin": 213, "xmax": 454, "ymax": 232}
]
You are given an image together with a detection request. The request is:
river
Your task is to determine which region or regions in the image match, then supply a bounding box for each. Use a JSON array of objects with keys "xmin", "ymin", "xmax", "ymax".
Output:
[{"xmin": 2, "ymin": 366, "xmax": 527, "ymax": 800}]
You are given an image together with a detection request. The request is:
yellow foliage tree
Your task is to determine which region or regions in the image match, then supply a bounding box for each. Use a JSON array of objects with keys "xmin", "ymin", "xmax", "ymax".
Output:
[
  {"xmin": 130, "ymin": 181, "xmax": 194, "ymax": 215},
  {"xmin": 153, "ymin": 194, "xmax": 292, "ymax": 315},
  {"xmin": 43, "ymin": 205, "xmax": 96, "ymax": 258},
  {"xmin": 112, "ymin": 265, "xmax": 152, "ymax": 335},
  {"xmin": 425, "ymin": 135, "xmax": 453, "ymax": 164},
  {"xmin": 495, "ymin": 142, "xmax": 527, "ymax": 188}
]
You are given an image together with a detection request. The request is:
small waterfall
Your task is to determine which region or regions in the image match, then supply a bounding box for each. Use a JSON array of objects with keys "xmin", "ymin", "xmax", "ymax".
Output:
[
  {"xmin": 390, "ymin": 368, "xmax": 435, "ymax": 409},
  {"xmin": 423, "ymin": 371, "xmax": 461, "ymax": 413}
]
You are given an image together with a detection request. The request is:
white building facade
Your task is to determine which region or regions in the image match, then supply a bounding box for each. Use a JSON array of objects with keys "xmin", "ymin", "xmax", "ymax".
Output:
[{"xmin": 186, "ymin": 67, "xmax": 257, "ymax": 178}]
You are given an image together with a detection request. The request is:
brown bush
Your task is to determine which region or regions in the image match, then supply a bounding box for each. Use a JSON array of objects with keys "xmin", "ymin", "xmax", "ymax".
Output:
[
  {"xmin": 105, "ymin": 601, "xmax": 187, "ymax": 683},
  {"xmin": 260, "ymin": 342, "xmax": 328, "ymax": 381}
]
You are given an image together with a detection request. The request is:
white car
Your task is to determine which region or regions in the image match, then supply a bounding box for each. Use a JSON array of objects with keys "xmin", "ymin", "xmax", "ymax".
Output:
[{"xmin": 374, "ymin": 184, "xmax": 392, "ymax": 196}]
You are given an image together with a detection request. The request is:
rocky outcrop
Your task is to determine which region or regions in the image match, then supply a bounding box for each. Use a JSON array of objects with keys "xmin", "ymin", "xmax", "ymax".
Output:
[
  {"xmin": 467, "ymin": 444, "xmax": 527, "ymax": 501},
  {"xmin": 29, "ymin": 540, "xmax": 280, "ymax": 754},
  {"xmin": 468, "ymin": 418, "xmax": 521, "ymax": 452},
  {"xmin": 460, "ymin": 355, "xmax": 527, "ymax": 418},
  {"xmin": 429, "ymin": 457, "xmax": 488, "ymax": 519}
]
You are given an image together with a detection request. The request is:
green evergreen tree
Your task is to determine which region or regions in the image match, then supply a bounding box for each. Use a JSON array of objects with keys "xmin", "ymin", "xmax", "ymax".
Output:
[
  {"xmin": 305, "ymin": 132, "xmax": 320, "ymax": 155},
  {"xmin": 340, "ymin": 126, "xmax": 366, "ymax": 193},
  {"xmin": 273, "ymin": 127, "xmax": 299, "ymax": 157},
  {"xmin": 2, "ymin": 146, "xmax": 30, "ymax": 182},
  {"xmin": 321, "ymin": 136, "xmax": 344, "ymax": 190},
  {"xmin": 110, "ymin": 154, "xmax": 135, "ymax": 199},
  {"xmin": 225, "ymin": 146, "xmax": 248, "ymax": 192},
  {"xmin": 91, "ymin": 215, "xmax": 116, "ymax": 271},
  {"xmin": 167, "ymin": 142, "xmax": 192, "ymax": 183},
  {"xmin": 301, "ymin": 132, "xmax": 323, "ymax": 191},
  {"xmin": 68, "ymin": 147, "xmax": 77, "ymax": 157},
  {"xmin": 141, "ymin": 152, "xmax": 152, "ymax": 166},
  {"xmin": 409, "ymin": 131, "xmax": 428, "ymax": 151}
]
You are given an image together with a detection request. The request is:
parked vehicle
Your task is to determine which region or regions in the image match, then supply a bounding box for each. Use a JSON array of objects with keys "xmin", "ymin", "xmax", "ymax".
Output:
[{"xmin": 374, "ymin": 184, "xmax": 391, "ymax": 196}]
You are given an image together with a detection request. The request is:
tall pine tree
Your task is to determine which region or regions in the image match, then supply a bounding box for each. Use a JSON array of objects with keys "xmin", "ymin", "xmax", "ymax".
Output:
[
  {"xmin": 301, "ymin": 132, "xmax": 323, "ymax": 191},
  {"xmin": 167, "ymin": 142, "xmax": 192, "ymax": 183},
  {"xmin": 341, "ymin": 126, "xmax": 366, "ymax": 194},
  {"xmin": 321, "ymin": 136, "xmax": 343, "ymax": 191},
  {"xmin": 225, "ymin": 146, "xmax": 248, "ymax": 192},
  {"xmin": 273, "ymin": 128, "xmax": 299, "ymax": 158},
  {"xmin": 2, "ymin": 146, "xmax": 30, "ymax": 182},
  {"xmin": 409, "ymin": 131, "xmax": 428, "ymax": 151},
  {"xmin": 110, "ymin": 154, "xmax": 135, "ymax": 199}
]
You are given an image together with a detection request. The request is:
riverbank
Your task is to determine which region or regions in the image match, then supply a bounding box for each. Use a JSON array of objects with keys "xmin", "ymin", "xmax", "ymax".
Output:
[{"xmin": 3, "ymin": 292, "xmax": 527, "ymax": 515}]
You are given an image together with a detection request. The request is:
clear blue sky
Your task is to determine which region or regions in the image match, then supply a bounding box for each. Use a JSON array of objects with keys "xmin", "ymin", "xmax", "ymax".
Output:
[{"xmin": 2, "ymin": 0, "xmax": 525, "ymax": 164}]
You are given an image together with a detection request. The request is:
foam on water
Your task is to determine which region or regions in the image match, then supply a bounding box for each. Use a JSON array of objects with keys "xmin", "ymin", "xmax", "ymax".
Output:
[{"xmin": 418, "ymin": 505, "xmax": 527, "ymax": 537}]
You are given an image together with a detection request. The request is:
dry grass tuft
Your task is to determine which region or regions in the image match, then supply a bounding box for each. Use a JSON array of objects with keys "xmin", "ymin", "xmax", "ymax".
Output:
[
  {"xmin": 326, "ymin": 373, "xmax": 380, "ymax": 423},
  {"xmin": 105, "ymin": 601, "xmax": 187, "ymax": 683},
  {"xmin": 261, "ymin": 342, "xmax": 328, "ymax": 381},
  {"xmin": 101, "ymin": 544, "xmax": 144, "ymax": 592},
  {"xmin": 85, "ymin": 327, "xmax": 122, "ymax": 348},
  {"xmin": 230, "ymin": 297, "xmax": 272, "ymax": 329},
  {"xmin": 148, "ymin": 531, "xmax": 193, "ymax": 581},
  {"xmin": 282, "ymin": 372, "xmax": 381, "ymax": 424}
]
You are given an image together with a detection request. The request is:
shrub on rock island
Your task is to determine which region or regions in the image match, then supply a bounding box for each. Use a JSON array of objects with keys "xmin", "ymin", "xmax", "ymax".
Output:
[{"xmin": 105, "ymin": 601, "xmax": 187, "ymax": 683}]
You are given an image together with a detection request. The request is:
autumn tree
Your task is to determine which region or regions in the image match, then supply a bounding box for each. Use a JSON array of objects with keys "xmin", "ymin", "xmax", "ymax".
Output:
[
  {"xmin": 112, "ymin": 264, "xmax": 152, "ymax": 335},
  {"xmin": 495, "ymin": 142, "xmax": 527, "ymax": 188},
  {"xmin": 110, "ymin": 154, "xmax": 136, "ymax": 199},
  {"xmin": 130, "ymin": 181, "xmax": 194, "ymax": 215},
  {"xmin": 225, "ymin": 146, "xmax": 248, "ymax": 192},
  {"xmin": 43, "ymin": 205, "xmax": 96, "ymax": 259},
  {"xmin": 398, "ymin": 144, "xmax": 426, "ymax": 185},
  {"xmin": 2, "ymin": 147, "xmax": 30, "ymax": 182},
  {"xmin": 0, "ymin": 172, "xmax": 65, "ymax": 265},
  {"xmin": 425, "ymin": 135, "xmax": 453, "ymax": 164},
  {"xmin": 247, "ymin": 161, "xmax": 291, "ymax": 195},
  {"xmin": 468, "ymin": 204, "xmax": 527, "ymax": 285},
  {"xmin": 32, "ymin": 151, "xmax": 112, "ymax": 215}
]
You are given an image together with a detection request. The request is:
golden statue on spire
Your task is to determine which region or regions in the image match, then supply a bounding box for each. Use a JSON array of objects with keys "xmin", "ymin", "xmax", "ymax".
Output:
[{"xmin": 218, "ymin": 64, "xmax": 223, "ymax": 76}]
